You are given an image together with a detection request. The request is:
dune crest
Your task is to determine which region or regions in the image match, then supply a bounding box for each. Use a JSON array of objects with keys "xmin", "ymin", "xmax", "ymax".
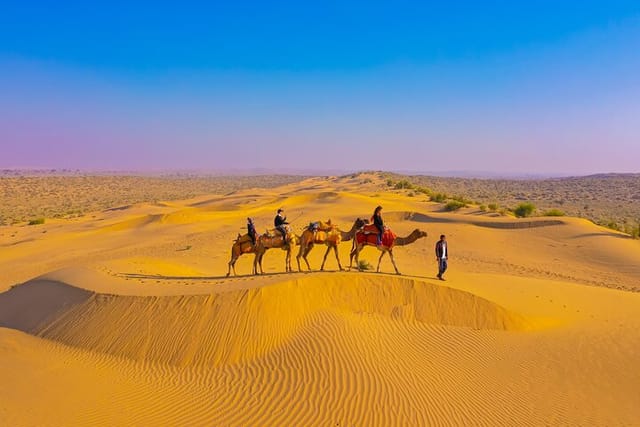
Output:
[{"xmin": 0, "ymin": 274, "xmax": 527, "ymax": 368}]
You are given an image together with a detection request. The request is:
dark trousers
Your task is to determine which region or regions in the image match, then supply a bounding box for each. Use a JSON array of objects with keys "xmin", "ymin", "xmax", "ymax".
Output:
[
  {"xmin": 375, "ymin": 224, "xmax": 383, "ymax": 244},
  {"xmin": 276, "ymin": 225, "xmax": 287, "ymax": 239},
  {"xmin": 438, "ymin": 258, "xmax": 448, "ymax": 276}
]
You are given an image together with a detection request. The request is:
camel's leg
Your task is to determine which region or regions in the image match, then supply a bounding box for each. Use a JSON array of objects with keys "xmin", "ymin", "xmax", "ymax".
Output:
[
  {"xmin": 320, "ymin": 245, "xmax": 332, "ymax": 271},
  {"xmin": 376, "ymin": 250, "xmax": 386, "ymax": 273},
  {"xmin": 304, "ymin": 245, "xmax": 313, "ymax": 270},
  {"xmin": 300, "ymin": 243, "xmax": 313, "ymax": 271},
  {"xmin": 354, "ymin": 245, "xmax": 363, "ymax": 271},
  {"xmin": 227, "ymin": 258, "xmax": 234, "ymax": 277},
  {"xmin": 388, "ymin": 249, "xmax": 400, "ymax": 275},
  {"xmin": 333, "ymin": 245, "xmax": 343, "ymax": 271},
  {"xmin": 252, "ymin": 252, "xmax": 258, "ymax": 275},
  {"xmin": 296, "ymin": 244, "xmax": 304, "ymax": 272}
]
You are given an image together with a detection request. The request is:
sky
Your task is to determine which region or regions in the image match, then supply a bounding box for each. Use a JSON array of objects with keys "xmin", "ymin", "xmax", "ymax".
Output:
[{"xmin": 1, "ymin": 1, "xmax": 639, "ymax": 175}]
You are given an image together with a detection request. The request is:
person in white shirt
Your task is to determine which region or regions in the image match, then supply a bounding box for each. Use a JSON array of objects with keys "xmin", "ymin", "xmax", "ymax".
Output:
[{"xmin": 435, "ymin": 234, "xmax": 448, "ymax": 280}]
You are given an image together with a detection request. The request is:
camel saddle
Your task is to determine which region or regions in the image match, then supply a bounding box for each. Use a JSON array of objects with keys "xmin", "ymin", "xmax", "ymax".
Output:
[{"xmin": 356, "ymin": 227, "xmax": 396, "ymax": 248}]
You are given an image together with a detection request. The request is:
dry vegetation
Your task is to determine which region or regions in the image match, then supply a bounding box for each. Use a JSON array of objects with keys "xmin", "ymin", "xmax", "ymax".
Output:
[
  {"xmin": 376, "ymin": 172, "xmax": 640, "ymax": 236},
  {"xmin": 0, "ymin": 172, "xmax": 306, "ymax": 225}
]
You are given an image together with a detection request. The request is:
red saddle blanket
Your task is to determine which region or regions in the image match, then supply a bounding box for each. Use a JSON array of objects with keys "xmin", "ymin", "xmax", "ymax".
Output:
[{"xmin": 356, "ymin": 228, "xmax": 396, "ymax": 247}]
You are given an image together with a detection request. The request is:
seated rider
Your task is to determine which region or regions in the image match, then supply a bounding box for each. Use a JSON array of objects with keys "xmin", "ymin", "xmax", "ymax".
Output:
[
  {"xmin": 371, "ymin": 205, "xmax": 384, "ymax": 245},
  {"xmin": 247, "ymin": 217, "xmax": 257, "ymax": 245},
  {"xmin": 274, "ymin": 208, "xmax": 290, "ymax": 241}
]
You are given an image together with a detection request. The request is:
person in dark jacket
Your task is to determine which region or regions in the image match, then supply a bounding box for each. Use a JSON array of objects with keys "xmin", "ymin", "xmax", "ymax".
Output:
[
  {"xmin": 247, "ymin": 217, "xmax": 257, "ymax": 246},
  {"xmin": 435, "ymin": 234, "xmax": 448, "ymax": 280},
  {"xmin": 274, "ymin": 208, "xmax": 289, "ymax": 241},
  {"xmin": 371, "ymin": 205, "xmax": 384, "ymax": 245}
]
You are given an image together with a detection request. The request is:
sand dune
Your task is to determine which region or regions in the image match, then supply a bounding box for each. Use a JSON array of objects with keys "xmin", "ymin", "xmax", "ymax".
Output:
[{"xmin": 1, "ymin": 173, "xmax": 639, "ymax": 425}]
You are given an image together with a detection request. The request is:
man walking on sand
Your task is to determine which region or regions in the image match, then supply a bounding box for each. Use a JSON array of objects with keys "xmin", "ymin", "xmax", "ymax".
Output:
[{"xmin": 435, "ymin": 234, "xmax": 448, "ymax": 280}]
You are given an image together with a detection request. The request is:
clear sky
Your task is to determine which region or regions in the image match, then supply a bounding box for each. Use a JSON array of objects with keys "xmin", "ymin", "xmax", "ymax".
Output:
[{"xmin": 1, "ymin": 2, "xmax": 639, "ymax": 175}]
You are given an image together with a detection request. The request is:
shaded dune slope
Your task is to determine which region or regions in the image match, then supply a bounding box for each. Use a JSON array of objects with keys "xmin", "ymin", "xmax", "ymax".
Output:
[{"xmin": 0, "ymin": 274, "xmax": 526, "ymax": 367}]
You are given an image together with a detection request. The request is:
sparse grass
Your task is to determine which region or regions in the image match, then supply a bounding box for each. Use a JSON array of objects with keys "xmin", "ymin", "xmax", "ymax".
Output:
[
  {"xmin": 543, "ymin": 209, "xmax": 565, "ymax": 217},
  {"xmin": 28, "ymin": 218, "xmax": 45, "ymax": 225},
  {"xmin": 514, "ymin": 203, "xmax": 536, "ymax": 218},
  {"xmin": 358, "ymin": 259, "xmax": 373, "ymax": 270},
  {"xmin": 444, "ymin": 200, "xmax": 466, "ymax": 211}
]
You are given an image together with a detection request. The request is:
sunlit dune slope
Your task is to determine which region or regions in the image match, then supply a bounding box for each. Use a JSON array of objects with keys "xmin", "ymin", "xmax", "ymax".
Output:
[{"xmin": 1, "ymin": 173, "xmax": 639, "ymax": 426}]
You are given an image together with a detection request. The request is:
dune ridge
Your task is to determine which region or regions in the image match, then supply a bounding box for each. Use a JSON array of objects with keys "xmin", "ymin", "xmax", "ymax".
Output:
[{"xmin": 0, "ymin": 274, "xmax": 527, "ymax": 369}]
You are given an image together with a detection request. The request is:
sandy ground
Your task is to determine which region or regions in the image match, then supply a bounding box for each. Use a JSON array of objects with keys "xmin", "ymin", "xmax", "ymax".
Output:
[{"xmin": 1, "ymin": 173, "xmax": 639, "ymax": 426}]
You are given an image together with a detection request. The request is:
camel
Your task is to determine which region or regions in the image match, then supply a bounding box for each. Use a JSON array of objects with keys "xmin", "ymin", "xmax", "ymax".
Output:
[
  {"xmin": 226, "ymin": 233, "xmax": 258, "ymax": 276},
  {"xmin": 253, "ymin": 227, "xmax": 298, "ymax": 274},
  {"xmin": 349, "ymin": 223, "xmax": 427, "ymax": 275},
  {"xmin": 296, "ymin": 218, "xmax": 368, "ymax": 271}
]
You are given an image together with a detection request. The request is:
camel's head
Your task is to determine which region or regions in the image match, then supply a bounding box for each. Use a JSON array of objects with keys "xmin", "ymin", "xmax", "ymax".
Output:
[
  {"xmin": 414, "ymin": 229, "xmax": 428, "ymax": 238},
  {"xmin": 354, "ymin": 217, "xmax": 369, "ymax": 229}
]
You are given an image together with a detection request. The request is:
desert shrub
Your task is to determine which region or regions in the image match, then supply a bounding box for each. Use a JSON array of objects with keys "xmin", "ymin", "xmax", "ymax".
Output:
[
  {"xmin": 430, "ymin": 193, "xmax": 447, "ymax": 203},
  {"xmin": 394, "ymin": 180, "xmax": 414, "ymax": 190},
  {"xmin": 407, "ymin": 192, "xmax": 415, "ymax": 197},
  {"xmin": 444, "ymin": 200, "xmax": 466, "ymax": 211},
  {"xmin": 415, "ymin": 186, "xmax": 431, "ymax": 195},
  {"xmin": 386, "ymin": 179, "xmax": 395, "ymax": 187},
  {"xmin": 28, "ymin": 218, "xmax": 45, "ymax": 225},
  {"xmin": 451, "ymin": 195, "xmax": 472, "ymax": 204},
  {"xmin": 479, "ymin": 204, "xmax": 487, "ymax": 212},
  {"xmin": 488, "ymin": 203, "xmax": 499, "ymax": 211},
  {"xmin": 543, "ymin": 209, "xmax": 565, "ymax": 217},
  {"xmin": 514, "ymin": 203, "xmax": 536, "ymax": 218},
  {"xmin": 358, "ymin": 259, "xmax": 373, "ymax": 270},
  {"xmin": 606, "ymin": 221, "xmax": 621, "ymax": 231}
]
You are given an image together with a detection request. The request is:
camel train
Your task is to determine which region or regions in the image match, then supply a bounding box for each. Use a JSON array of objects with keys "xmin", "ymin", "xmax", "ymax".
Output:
[{"xmin": 226, "ymin": 213, "xmax": 427, "ymax": 277}]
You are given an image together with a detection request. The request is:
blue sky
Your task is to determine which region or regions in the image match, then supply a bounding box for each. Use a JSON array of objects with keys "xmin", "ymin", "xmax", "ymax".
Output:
[{"xmin": 1, "ymin": 2, "xmax": 639, "ymax": 174}]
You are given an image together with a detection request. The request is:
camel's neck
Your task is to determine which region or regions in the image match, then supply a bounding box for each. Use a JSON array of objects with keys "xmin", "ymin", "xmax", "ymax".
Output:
[
  {"xmin": 395, "ymin": 230, "xmax": 425, "ymax": 246},
  {"xmin": 339, "ymin": 229, "xmax": 353, "ymax": 241},
  {"xmin": 341, "ymin": 223, "xmax": 361, "ymax": 241}
]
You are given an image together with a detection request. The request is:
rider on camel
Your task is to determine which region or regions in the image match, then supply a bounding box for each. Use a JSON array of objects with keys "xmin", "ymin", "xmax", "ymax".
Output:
[
  {"xmin": 247, "ymin": 217, "xmax": 257, "ymax": 246},
  {"xmin": 274, "ymin": 208, "xmax": 290, "ymax": 242},
  {"xmin": 371, "ymin": 205, "xmax": 384, "ymax": 246}
]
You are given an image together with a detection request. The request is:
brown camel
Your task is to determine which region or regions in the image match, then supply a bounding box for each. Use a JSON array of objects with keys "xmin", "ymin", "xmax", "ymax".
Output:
[
  {"xmin": 226, "ymin": 233, "xmax": 258, "ymax": 276},
  {"xmin": 253, "ymin": 228, "xmax": 298, "ymax": 274},
  {"xmin": 349, "ymin": 226, "xmax": 427, "ymax": 275},
  {"xmin": 296, "ymin": 218, "xmax": 367, "ymax": 271}
]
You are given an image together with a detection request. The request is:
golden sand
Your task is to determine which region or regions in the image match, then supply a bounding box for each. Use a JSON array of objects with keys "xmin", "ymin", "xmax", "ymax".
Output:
[{"xmin": 1, "ymin": 173, "xmax": 639, "ymax": 426}]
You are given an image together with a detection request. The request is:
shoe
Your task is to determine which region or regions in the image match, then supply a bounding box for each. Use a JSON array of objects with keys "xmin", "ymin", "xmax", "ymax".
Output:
[
  {"xmin": 436, "ymin": 274, "xmax": 441, "ymax": 279},
  {"xmin": 439, "ymin": 276, "xmax": 445, "ymax": 281}
]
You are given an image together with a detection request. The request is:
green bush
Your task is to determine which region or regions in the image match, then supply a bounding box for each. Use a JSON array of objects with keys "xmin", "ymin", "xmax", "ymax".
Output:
[
  {"xmin": 394, "ymin": 179, "xmax": 414, "ymax": 190},
  {"xmin": 488, "ymin": 203, "xmax": 498, "ymax": 211},
  {"xmin": 479, "ymin": 204, "xmax": 487, "ymax": 212},
  {"xmin": 415, "ymin": 186, "xmax": 431, "ymax": 195},
  {"xmin": 28, "ymin": 218, "xmax": 45, "ymax": 225},
  {"xmin": 358, "ymin": 259, "xmax": 373, "ymax": 270},
  {"xmin": 430, "ymin": 193, "xmax": 447, "ymax": 203},
  {"xmin": 444, "ymin": 200, "xmax": 466, "ymax": 211},
  {"xmin": 514, "ymin": 203, "xmax": 536, "ymax": 218},
  {"xmin": 543, "ymin": 209, "xmax": 565, "ymax": 217},
  {"xmin": 386, "ymin": 179, "xmax": 394, "ymax": 187}
]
